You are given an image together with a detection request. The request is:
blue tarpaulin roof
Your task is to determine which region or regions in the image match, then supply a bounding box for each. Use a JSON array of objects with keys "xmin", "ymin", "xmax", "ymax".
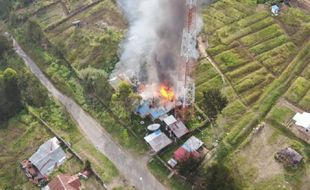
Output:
[{"xmin": 136, "ymin": 101, "xmax": 168, "ymax": 120}]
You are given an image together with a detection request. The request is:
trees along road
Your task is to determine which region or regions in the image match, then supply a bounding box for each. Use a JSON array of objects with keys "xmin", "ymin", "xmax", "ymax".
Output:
[{"xmin": 12, "ymin": 38, "xmax": 166, "ymax": 190}]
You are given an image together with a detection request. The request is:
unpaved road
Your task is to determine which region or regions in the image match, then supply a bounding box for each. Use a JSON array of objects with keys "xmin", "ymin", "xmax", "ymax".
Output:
[{"xmin": 12, "ymin": 38, "xmax": 166, "ymax": 190}]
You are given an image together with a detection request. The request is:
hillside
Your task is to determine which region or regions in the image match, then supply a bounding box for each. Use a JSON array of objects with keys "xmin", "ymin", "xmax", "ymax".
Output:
[{"xmin": 0, "ymin": 0, "xmax": 309, "ymax": 189}]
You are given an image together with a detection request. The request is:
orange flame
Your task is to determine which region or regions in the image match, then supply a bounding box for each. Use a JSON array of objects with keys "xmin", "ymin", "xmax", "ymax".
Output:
[{"xmin": 159, "ymin": 85, "xmax": 175, "ymax": 101}]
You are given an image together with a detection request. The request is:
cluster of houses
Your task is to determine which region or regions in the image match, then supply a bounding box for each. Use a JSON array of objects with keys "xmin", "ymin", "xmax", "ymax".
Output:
[
  {"xmin": 21, "ymin": 137, "xmax": 91, "ymax": 189},
  {"xmin": 137, "ymin": 102, "xmax": 207, "ymax": 168}
]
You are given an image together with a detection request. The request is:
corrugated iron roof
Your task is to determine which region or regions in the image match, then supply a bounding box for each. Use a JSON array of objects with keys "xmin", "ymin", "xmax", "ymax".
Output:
[{"xmin": 29, "ymin": 137, "xmax": 66, "ymax": 176}]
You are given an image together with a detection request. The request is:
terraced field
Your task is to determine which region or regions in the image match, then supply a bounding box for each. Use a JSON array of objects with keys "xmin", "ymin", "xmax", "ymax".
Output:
[
  {"xmin": 197, "ymin": 0, "xmax": 310, "ymax": 115},
  {"xmin": 196, "ymin": 0, "xmax": 310, "ymax": 189}
]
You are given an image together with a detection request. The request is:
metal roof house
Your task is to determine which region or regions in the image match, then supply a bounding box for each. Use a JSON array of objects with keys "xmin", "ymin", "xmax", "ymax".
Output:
[
  {"xmin": 173, "ymin": 136, "xmax": 204, "ymax": 161},
  {"xmin": 163, "ymin": 115, "xmax": 189, "ymax": 138},
  {"xmin": 293, "ymin": 112, "xmax": 310, "ymax": 134},
  {"xmin": 271, "ymin": 5, "xmax": 280, "ymax": 16},
  {"xmin": 43, "ymin": 174, "xmax": 81, "ymax": 190},
  {"xmin": 144, "ymin": 130, "xmax": 172, "ymax": 152},
  {"xmin": 29, "ymin": 137, "xmax": 66, "ymax": 176}
]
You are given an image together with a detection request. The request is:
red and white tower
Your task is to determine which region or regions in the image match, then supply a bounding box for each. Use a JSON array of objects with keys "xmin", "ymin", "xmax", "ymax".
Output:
[{"xmin": 176, "ymin": 0, "xmax": 198, "ymax": 119}]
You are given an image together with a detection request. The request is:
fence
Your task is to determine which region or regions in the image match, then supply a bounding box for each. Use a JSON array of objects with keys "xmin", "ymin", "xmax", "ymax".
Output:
[{"xmin": 26, "ymin": 106, "xmax": 109, "ymax": 190}]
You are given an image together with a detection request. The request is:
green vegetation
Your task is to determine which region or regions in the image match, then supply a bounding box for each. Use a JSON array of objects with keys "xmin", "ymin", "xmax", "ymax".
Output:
[
  {"xmin": 0, "ymin": 67, "xmax": 22, "ymax": 123},
  {"xmin": 285, "ymin": 77, "xmax": 310, "ymax": 104},
  {"xmin": 196, "ymin": 1, "xmax": 310, "ymax": 189},
  {"xmin": 0, "ymin": 112, "xmax": 51, "ymax": 189},
  {"xmin": 148, "ymin": 158, "xmax": 192, "ymax": 190},
  {"xmin": 0, "ymin": 28, "xmax": 119, "ymax": 188},
  {"xmin": 202, "ymin": 88, "xmax": 228, "ymax": 122}
]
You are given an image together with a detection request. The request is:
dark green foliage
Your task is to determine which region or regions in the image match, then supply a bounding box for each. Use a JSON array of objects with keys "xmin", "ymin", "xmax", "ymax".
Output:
[
  {"xmin": 177, "ymin": 157, "xmax": 203, "ymax": 184},
  {"xmin": 257, "ymin": 0, "xmax": 283, "ymax": 4},
  {"xmin": 202, "ymin": 88, "xmax": 228, "ymax": 122},
  {"xmin": 0, "ymin": 0, "xmax": 34, "ymax": 20},
  {"xmin": 24, "ymin": 20, "xmax": 45, "ymax": 45},
  {"xmin": 84, "ymin": 160, "xmax": 91, "ymax": 170},
  {"xmin": 80, "ymin": 67, "xmax": 113, "ymax": 103},
  {"xmin": 0, "ymin": 68, "xmax": 22, "ymax": 123},
  {"xmin": 19, "ymin": 70, "xmax": 48, "ymax": 107},
  {"xmin": 205, "ymin": 163, "xmax": 239, "ymax": 190},
  {"xmin": 0, "ymin": 0, "xmax": 12, "ymax": 19},
  {"xmin": 0, "ymin": 36, "xmax": 12, "ymax": 58}
]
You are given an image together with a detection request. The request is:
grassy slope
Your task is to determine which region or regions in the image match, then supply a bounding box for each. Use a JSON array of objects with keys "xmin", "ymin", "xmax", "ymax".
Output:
[
  {"xmin": 14, "ymin": 0, "xmax": 147, "ymax": 155},
  {"xmin": 197, "ymin": 0, "xmax": 310, "ymax": 189},
  {"xmin": 0, "ymin": 28, "xmax": 119, "ymax": 188}
]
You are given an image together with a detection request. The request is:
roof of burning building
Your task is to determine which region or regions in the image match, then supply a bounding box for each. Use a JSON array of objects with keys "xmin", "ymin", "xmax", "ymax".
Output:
[{"xmin": 136, "ymin": 100, "xmax": 174, "ymax": 120}]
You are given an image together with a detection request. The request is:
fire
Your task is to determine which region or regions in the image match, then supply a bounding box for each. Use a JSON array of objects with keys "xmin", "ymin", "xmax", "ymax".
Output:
[{"xmin": 159, "ymin": 84, "xmax": 175, "ymax": 101}]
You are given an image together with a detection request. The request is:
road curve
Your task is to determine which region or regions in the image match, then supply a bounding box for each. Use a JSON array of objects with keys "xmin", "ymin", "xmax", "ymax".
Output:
[{"xmin": 12, "ymin": 38, "xmax": 166, "ymax": 190}]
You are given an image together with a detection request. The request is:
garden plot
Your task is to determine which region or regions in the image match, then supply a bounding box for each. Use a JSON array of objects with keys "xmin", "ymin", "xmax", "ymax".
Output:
[
  {"xmin": 302, "ymin": 63, "xmax": 310, "ymax": 80},
  {"xmin": 278, "ymin": 7, "xmax": 310, "ymax": 44},
  {"xmin": 65, "ymin": 0, "xmax": 94, "ymax": 12},
  {"xmin": 31, "ymin": 2, "xmax": 66, "ymax": 29},
  {"xmin": 202, "ymin": 0, "xmax": 255, "ymax": 34},
  {"xmin": 47, "ymin": 0, "xmax": 125, "ymax": 72},
  {"xmin": 285, "ymin": 77, "xmax": 310, "ymax": 104},
  {"xmin": 239, "ymin": 24, "xmax": 285, "ymax": 47},
  {"xmin": 194, "ymin": 60, "xmax": 219, "ymax": 86},
  {"xmin": 214, "ymin": 47, "xmax": 252, "ymax": 73},
  {"xmin": 215, "ymin": 16, "xmax": 274, "ymax": 45},
  {"xmin": 226, "ymin": 61, "xmax": 261, "ymax": 83},
  {"xmin": 256, "ymin": 42, "xmax": 297, "ymax": 74},
  {"xmin": 248, "ymin": 35, "xmax": 289, "ymax": 55}
]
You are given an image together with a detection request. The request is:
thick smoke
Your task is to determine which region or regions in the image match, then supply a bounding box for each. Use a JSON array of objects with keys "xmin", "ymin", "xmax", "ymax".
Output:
[{"xmin": 112, "ymin": 0, "xmax": 187, "ymax": 87}]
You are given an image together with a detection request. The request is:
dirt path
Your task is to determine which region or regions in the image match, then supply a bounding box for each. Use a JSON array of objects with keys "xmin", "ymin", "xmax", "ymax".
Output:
[
  {"xmin": 279, "ymin": 98, "xmax": 306, "ymax": 113},
  {"xmin": 12, "ymin": 37, "xmax": 166, "ymax": 190},
  {"xmin": 197, "ymin": 36, "xmax": 249, "ymax": 109}
]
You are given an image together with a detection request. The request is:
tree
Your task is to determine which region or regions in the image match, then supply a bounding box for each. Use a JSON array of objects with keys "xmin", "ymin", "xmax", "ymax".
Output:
[
  {"xmin": 0, "ymin": 36, "xmax": 12, "ymax": 58},
  {"xmin": 24, "ymin": 20, "xmax": 44, "ymax": 45},
  {"xmin": 0, "ymin": 68, "xmax": 22, "ymax": 123},
  {"xmin": 205, "ymin": 163, "xmax": 239, "ymax": 190},
  {"xmin": 178, "ymin": 157, "xmax": 202, "ymax": 180},
  {"xmin": 19, "ymin": 70, "xmax": 48, "ymax": 107},
  {"xmin": 80, "ymin": 67, "xmax": 113, "ymax": 103},
  {"xmin": 202, "ymin": 88, "xmax": 228, "ymax": 122},
  {"xmin": 110, "ymin": 81, "xmax": 141, "ymax": 121}
]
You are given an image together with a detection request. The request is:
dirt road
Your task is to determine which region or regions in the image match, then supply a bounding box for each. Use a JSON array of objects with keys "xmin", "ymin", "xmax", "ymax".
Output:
[{"xmin": 12, "ymin": 38, "xmax": 166, "ymax": 190}]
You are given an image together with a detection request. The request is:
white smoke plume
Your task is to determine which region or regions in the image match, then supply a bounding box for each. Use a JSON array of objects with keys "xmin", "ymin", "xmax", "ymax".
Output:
[{"xmin": 112, "ymin": 0, "xmax": 206, "ymax": 91}]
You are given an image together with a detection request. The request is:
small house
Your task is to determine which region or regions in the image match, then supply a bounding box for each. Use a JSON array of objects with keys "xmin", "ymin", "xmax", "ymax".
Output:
[
  {"xmin": 173, "ymin": 136, "xmax": 204, "ymax": 162},
  {"xmin": 144, "ymin": 130, "xmax": 172, "ymax": 152},
  {"xmin": 43, "ymin": 174, "xmax": 81, "ymax": 190},
  {"xmin": 271, "ymin": 5, "xmax": 280, "ymax": 16},
  {"xmin": 163, "ymin": 115, "xmax": 189, "ymax": 138},
  {"xmin": 275, "ymin": 147, "xmax": 303, "ymax": 167},
  {"xmin": 293, "ymin": 112, "xmax": 310, "ymax": 134},
  {"xmin": 28, "ymin": 137, "xmax": 66, "ymax": 176}
]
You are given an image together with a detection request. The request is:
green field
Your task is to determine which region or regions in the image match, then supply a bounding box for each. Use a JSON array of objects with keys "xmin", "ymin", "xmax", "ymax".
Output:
[{"xmin": 195, "ymin": 0, "xmax": 310, "ymax": 189}]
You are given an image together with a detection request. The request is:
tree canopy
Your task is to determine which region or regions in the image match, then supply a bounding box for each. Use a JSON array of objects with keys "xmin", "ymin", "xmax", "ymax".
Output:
[
  {"xmin": 202, "ymin": 88, "xmax": 228, "ymax": 122},
  {"xmin": 205, "ymin": 163, "xmax": 239, "ymax": 190},
  {"xmin": 0, "ymin": 68, "xmax": 22, "ymax": 123}
]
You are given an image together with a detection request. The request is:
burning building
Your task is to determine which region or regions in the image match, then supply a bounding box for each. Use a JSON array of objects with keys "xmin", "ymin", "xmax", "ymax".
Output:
[{"xmin": 110, "ymin": 0, "xmax": 201, "ymax": 119}]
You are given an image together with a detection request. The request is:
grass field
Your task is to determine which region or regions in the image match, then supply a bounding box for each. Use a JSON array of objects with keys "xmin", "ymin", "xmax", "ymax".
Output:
[
  {"xmin": 5, "ymin": 0, "xmax": 310, "ymax": 189},
  {"xmin": 195, "ymin": 1, "xmax": 310, "ymax": 189},
  {"xmin": 0, "ymin": 111, "xmax": 106, "ymax": 189}
]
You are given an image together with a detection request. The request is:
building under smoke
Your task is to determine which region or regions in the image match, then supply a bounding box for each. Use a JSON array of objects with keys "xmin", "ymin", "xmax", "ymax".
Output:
[{"xmin": 110, "ymin": 0, "xmax": 201, "ymax": 119}]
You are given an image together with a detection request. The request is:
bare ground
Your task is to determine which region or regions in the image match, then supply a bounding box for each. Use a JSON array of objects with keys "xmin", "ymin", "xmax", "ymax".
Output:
[{"xmin": 237, "ymin": 126, "xmax": 285, "ymax": 182}]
